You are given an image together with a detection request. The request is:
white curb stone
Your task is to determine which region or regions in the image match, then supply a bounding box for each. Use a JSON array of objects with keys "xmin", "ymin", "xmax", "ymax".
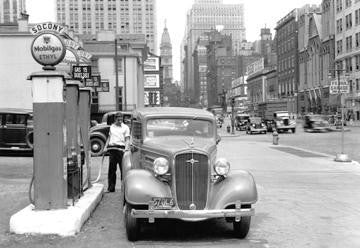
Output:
[{"xmin": 9, "ymin": 183, "xmax": 104, "ymax": 236}]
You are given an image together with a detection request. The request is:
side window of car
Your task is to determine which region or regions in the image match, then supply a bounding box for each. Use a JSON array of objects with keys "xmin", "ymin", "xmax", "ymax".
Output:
[
  {"xmin": 14, "ymin": 115, "xmax": 26, "ymax": 125},
  {"xmin": 132, "ymin": 120, "xmax": 142, "ymax": 141},
  {"xmin": 5, "ymin": 114, "xmax": 14, "ymax": 125},
  {"xmin": 107, "ymin": 114, "xmax": 115, "ymax": 125}
]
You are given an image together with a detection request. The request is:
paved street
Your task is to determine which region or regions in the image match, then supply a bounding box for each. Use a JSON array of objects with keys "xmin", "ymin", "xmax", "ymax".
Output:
[
  {"xmin": 1, "ymin": 132, "xmax": 360, "ymax": 247},
  {"xmin": 220, "ymin": 118, "xmax": 360, "ymax": 163}
]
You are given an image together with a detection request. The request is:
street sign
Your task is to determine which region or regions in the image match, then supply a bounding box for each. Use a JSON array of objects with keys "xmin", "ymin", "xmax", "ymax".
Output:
[
  {"xmin": 92, "ymin": 75, "xmax": 101, "ymax": 87},
  {"xmin": 72, "ymin": 65, "xmax": 91, "ymax": 80},
  {"xmin": 330, "ymin": 80, "xmax": 349, "ymax": 94}
]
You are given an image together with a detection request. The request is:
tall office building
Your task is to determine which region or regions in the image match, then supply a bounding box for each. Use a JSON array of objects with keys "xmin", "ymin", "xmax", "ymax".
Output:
[
  {"xmin": 56, "ymin": 0, "xmax": 157, "ymax": 53},
  {"xmin": 0, "ymin": 0, "xmax": 26, "ymax": 23},
  {"xmin": 183, "ymin": 0, "xmax": 245, "ymax": 102},
  {"xmin": 160, "ymin": 22, "xmax": 173, "ymax": 85}
]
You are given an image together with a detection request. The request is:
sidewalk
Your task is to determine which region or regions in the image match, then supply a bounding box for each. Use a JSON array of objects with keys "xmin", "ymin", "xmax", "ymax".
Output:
[{"xmin": 219, "ymin": 139, "xmax": 360, "ymax": 175}]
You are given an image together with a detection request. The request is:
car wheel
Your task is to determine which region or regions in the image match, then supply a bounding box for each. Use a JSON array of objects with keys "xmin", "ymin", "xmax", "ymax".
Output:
[
  {"xmin": 233, "ymin": 216, "xmax": 251, "ymax": 239},
  {"xmin": 26, "ymin": 132, "xmax": 34, "ymax": 149},
  {"xmin": 125, "ymin": 203, "xmax": 140, "ymax": 241},
  {"xmin": 291, "ymin": 128, "xmax": 296, "ymax": 133},
  {"xmin": 90, "ymin": 137, "xmax": 105, "ymax": 156}
]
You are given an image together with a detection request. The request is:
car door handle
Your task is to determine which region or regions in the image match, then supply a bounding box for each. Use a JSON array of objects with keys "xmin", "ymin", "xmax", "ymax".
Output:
[{"xmin": 130, "ymin": 145, "xmax": 138, "ymax": 153}]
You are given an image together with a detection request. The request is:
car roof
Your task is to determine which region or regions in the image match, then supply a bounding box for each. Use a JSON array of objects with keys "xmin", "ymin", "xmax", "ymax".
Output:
[
  {"xmin": 133, "ymin": 107, "xmax": 215, "ymax": 119},
  {"xmin": 103, "ymin": 111, "xmax": 132, "ymax": 116},
  {"xmin": 0, "ymin": 108, "xmax": 32, "ymax": 114}
]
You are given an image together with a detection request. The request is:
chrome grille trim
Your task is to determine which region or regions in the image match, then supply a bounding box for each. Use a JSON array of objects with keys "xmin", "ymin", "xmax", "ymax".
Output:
[{"xmin": 174, "ymin": 152, "xmax": 209, "ymax": 210}]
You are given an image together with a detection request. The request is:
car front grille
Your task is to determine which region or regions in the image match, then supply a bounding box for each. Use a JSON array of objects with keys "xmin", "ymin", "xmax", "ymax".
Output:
[{"xmin": 175, "ymin": 153, "xmax": 208, "ymax": 210}]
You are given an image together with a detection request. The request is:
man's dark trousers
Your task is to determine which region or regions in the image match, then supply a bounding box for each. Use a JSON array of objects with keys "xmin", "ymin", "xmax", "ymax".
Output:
[{"xmin": 108, "ymin": 148, "xmax": 124, "ymax": 192}]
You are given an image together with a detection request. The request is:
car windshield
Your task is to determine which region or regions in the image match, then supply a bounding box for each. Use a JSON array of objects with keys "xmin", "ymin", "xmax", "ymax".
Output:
[
  {"xmin": 250, "ymin": 117, "xmax": 262, "ymax": 123},
  {"xmin": 236, "ymin": 115, "xmax": 249, "ymax": 121},
  {"xmin": 308, "ymin": 115, "xmax": 327, "ymax": 122},
  {"xmin": 146, "ymin": 118, "xmax": 214, "ymax": 138}
]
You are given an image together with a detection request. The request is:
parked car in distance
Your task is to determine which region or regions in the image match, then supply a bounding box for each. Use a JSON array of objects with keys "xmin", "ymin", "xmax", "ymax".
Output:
[
  {"xmin": 246, "ymin": 117, "xmax": 267, "ymax": 134},
  {"xmin": 0, "ymin": 108, "xmax": 33, "ymax": 151},
  {"xmin": 121, "ymin": 107, "xmax": 258, "ymax": 241},
  {"xmin": 235, "ymin": 114, "xmax": 250, "ymax": 131},
  {"xmin": 89, "ymin": 111, "xmax": 132, "ymax": 156},
  {"xmin": 303, "ymin": 114, "xmax": 331, "ymax": 132}
]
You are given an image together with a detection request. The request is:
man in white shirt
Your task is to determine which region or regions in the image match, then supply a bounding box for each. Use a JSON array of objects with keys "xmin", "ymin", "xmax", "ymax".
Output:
[{"xmin": 104, "ymin": 112, "xmax": 130, "ymax": 192}]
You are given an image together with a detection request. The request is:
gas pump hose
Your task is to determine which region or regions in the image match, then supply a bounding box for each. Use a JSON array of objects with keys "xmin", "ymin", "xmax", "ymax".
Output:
[{"xmin": 28, "ymin": 168, "xmax": 35, "ymax": 205}]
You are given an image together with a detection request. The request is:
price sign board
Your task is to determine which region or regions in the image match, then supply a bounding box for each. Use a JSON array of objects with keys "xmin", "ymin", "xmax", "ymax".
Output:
[
  {"xmin": 95, "ymin": 80, "xmax": 109, "ymax": 92},
  {"xmin": 330, "ymin": 80, "xmax": 349, "ymax": 94},
  {"xmin": 72, "ymin": 65, "xmax": 91, "ymax": 80},
  {"xmin": 92, "ymin": 75, "xmax": 101, "ymax": 87}
]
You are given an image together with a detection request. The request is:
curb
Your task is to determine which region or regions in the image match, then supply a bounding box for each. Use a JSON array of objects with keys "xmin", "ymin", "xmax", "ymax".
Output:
[{"xmin": 9, "ymin": 183, "xmax": 104, "ymax": 236}]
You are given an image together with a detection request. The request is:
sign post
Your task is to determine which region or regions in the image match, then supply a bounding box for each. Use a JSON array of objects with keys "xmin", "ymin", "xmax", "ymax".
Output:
[{"xmin": 329, "ymin": 70, "xmax": 351, "ymax": 162}]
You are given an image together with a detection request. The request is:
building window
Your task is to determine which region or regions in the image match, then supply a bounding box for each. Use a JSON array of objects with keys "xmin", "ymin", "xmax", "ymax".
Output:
[
  {"xmin": 346, "ymin": 36, "xmax": 353, "ymax": 51},
  {"xmin": 336, "ymin": 0, "xmax": 343, "ymax": 12},
  {"xmin": 356, "ymin": 55, "xmax": 360, "ymax": 70},
  {"xmin": 336, "ymin": 18, "xmax": 343, "ymax": 33},
  {"xmin": 346, "ymin": 13, "xmax": 352, "ymax": 29},
  {"xmin": 345, "ymin": 0, "xmax": 352, "ymax": 8},
  {"xmin": 356, "ymin": 9, "xmax": 360, "ymax": 25},
  {"xmin": 337, "ymin": 40, "xmax": 343, "ymax": 54},
  {"xmin": 356, "ymin": 32, "xmax": 360, "ymax": 47},
  {"xmin": 345, "ymin": 57, "xmax": 352, "ymax": 72},
  {"xmin": 356, "ymin": 78, "xmax": 360, "ymax": 91}
]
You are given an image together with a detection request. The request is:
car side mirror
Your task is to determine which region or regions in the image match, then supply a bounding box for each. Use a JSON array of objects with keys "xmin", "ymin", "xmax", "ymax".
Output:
[{"xmin": 216, "ymin": 135, "xmax": 221, "ymax": 145}]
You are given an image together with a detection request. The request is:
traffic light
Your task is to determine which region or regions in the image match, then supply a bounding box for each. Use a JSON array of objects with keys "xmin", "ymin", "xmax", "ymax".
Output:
[{"xmin": 231, "ymin": 97, "xmax": 235, "ymax": 106}]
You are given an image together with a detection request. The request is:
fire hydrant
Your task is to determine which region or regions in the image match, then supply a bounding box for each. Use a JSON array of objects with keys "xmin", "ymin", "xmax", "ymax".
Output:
[
  {"xmin": 227, "ymin": 125, "xmax": 231, "ymax": 133},
  {"xmin": 272, "ymin": 130, "xmax": 279, "ymax": 145}
]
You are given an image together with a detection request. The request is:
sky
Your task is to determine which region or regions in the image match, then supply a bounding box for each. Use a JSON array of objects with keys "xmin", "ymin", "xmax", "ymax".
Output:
[{"xmin": 26, "ymin": 0, "xmax": 321, "ymax": 81}]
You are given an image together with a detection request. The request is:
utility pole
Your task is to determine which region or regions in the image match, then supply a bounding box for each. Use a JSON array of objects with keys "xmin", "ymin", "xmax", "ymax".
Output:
[
  {"xmin": 329, "ymin": 68, "xmax": 351, "ymax": 162},
  {"xmin": 114, "ymin": 39, "xmax": 119, "ymax": 111}
]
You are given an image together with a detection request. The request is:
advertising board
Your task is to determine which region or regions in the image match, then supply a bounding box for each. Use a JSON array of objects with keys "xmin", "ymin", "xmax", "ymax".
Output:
[
  {"xmin": 144, "ymin": 74, "xmax": 160, "ymax": 88},
  {"xmin": 144, "ymin": 57, "xmax": 159, "ymax": 71}
]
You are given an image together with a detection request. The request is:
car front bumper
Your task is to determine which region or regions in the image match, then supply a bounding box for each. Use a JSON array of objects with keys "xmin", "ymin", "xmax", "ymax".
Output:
[{"xmin": 131, "ymin": 207, "xmax": 255, "ymax": 220}]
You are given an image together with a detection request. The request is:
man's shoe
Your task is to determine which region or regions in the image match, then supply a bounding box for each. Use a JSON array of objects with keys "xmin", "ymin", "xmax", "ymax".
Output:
[{"xmin": 106, "ymin": 188, "xmax": 115, "ymax": 193}]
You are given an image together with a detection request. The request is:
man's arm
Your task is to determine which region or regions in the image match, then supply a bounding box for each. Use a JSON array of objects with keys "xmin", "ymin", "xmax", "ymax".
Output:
[{"xmin": 103, "ymin": 127, "xmax": 111, "ymax": 152}]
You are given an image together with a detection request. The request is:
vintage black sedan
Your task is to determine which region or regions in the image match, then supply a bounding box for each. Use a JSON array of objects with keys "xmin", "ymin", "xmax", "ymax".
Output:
[
  {"xmin": 121, "ymin": 107, "xmax": 258, "ymax": 241},
  {"xmin": 0, "ymin": 108, "xmax": 33, "ymax": 152},
  {"xmin": 246, "ymin": 117, "xmax": 267, "ymax": 134},
  {"xmin": 303, "ymin": 114, "xmax": 331, "ymax": 132}
]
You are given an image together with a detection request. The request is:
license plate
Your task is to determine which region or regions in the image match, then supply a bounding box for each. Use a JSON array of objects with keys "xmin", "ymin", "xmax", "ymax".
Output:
[{"xmin": 151, "ymin": 197, "xmax": 175, "ymax": 210}]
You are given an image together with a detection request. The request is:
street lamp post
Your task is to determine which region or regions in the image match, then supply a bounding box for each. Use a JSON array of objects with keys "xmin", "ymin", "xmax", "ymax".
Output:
[
  {"xmin": 329, "ymin": 68, "xmax": 351, "ymax": 162},
  {"xmin": 114, "ymin": 39, "xmax": 119, "ymax": 111},
  {"xmin": 114, "ymin": 39, "xmax": 127, "ymax": 111}
]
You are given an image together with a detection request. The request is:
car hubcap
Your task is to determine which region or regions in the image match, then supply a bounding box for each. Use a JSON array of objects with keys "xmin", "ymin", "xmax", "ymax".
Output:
[{"xmin": 92, "ymin": 143, "xmax": 100, "ymax": 151}]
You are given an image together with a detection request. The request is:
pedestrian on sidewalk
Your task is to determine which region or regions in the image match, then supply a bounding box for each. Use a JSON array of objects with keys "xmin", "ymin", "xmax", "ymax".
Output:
[{"xmin": 103, "ymin": 112, "xmax": 130, "ymax": 193}]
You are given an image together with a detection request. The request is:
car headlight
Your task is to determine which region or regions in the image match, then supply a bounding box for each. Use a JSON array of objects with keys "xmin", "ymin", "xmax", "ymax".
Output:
[
  {"xmin": 214, "ymin": 158, "xmax": 230, "ymax": 176},
  {"xmin": 153, "ymin": 157, "xmax": 169, "ymax": 175}
]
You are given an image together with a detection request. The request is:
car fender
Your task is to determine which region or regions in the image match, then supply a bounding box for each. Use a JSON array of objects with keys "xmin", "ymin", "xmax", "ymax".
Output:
[
  {"xmin": 208, "ymin": 171, "xmax": 258, "ymax": 209},
  {"xmin": 122, "ymin": 150, "xmax": 132, "ymax": 176},
  {"xmin": 124, "ymin": 169, "xmax": 172, "ymax": 205},
  {"xmin": 90, "ymin": 131, "xmax": 107, "ymax": 142}
]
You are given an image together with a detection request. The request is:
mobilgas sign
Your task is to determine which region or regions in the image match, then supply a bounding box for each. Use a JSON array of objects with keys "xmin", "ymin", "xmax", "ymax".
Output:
[
  {"xmin": 31, "ymin": 33, "xmax": 66, "ymax": 66},
  {"xmin": 30, "ymin": 22, "xmax": 66, "ymax": 35}
]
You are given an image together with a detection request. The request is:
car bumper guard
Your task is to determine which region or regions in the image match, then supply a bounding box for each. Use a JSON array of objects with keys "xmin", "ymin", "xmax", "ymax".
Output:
[{"xmin": 131, "ymin": 207, "xmax": 255, "ymax": 221}]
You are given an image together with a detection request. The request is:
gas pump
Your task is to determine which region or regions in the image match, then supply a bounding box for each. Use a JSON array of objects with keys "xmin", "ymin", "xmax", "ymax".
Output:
[
  {"xmin": 64, "ymin": 80, "xmax": 82, "ymax": 202},
  {"xmin": 28, "ymin": 70, "xmax": 68, "ymax": 210},
  {"xmin": 79, "ymin": 87, "xmax": 92, "ymax": 190}
]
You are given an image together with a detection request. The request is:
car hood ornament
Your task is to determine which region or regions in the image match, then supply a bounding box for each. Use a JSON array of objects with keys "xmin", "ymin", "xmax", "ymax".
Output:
[{"xmin": 183, "ymin": 137, "xmax": 195, "ymax": 148}]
